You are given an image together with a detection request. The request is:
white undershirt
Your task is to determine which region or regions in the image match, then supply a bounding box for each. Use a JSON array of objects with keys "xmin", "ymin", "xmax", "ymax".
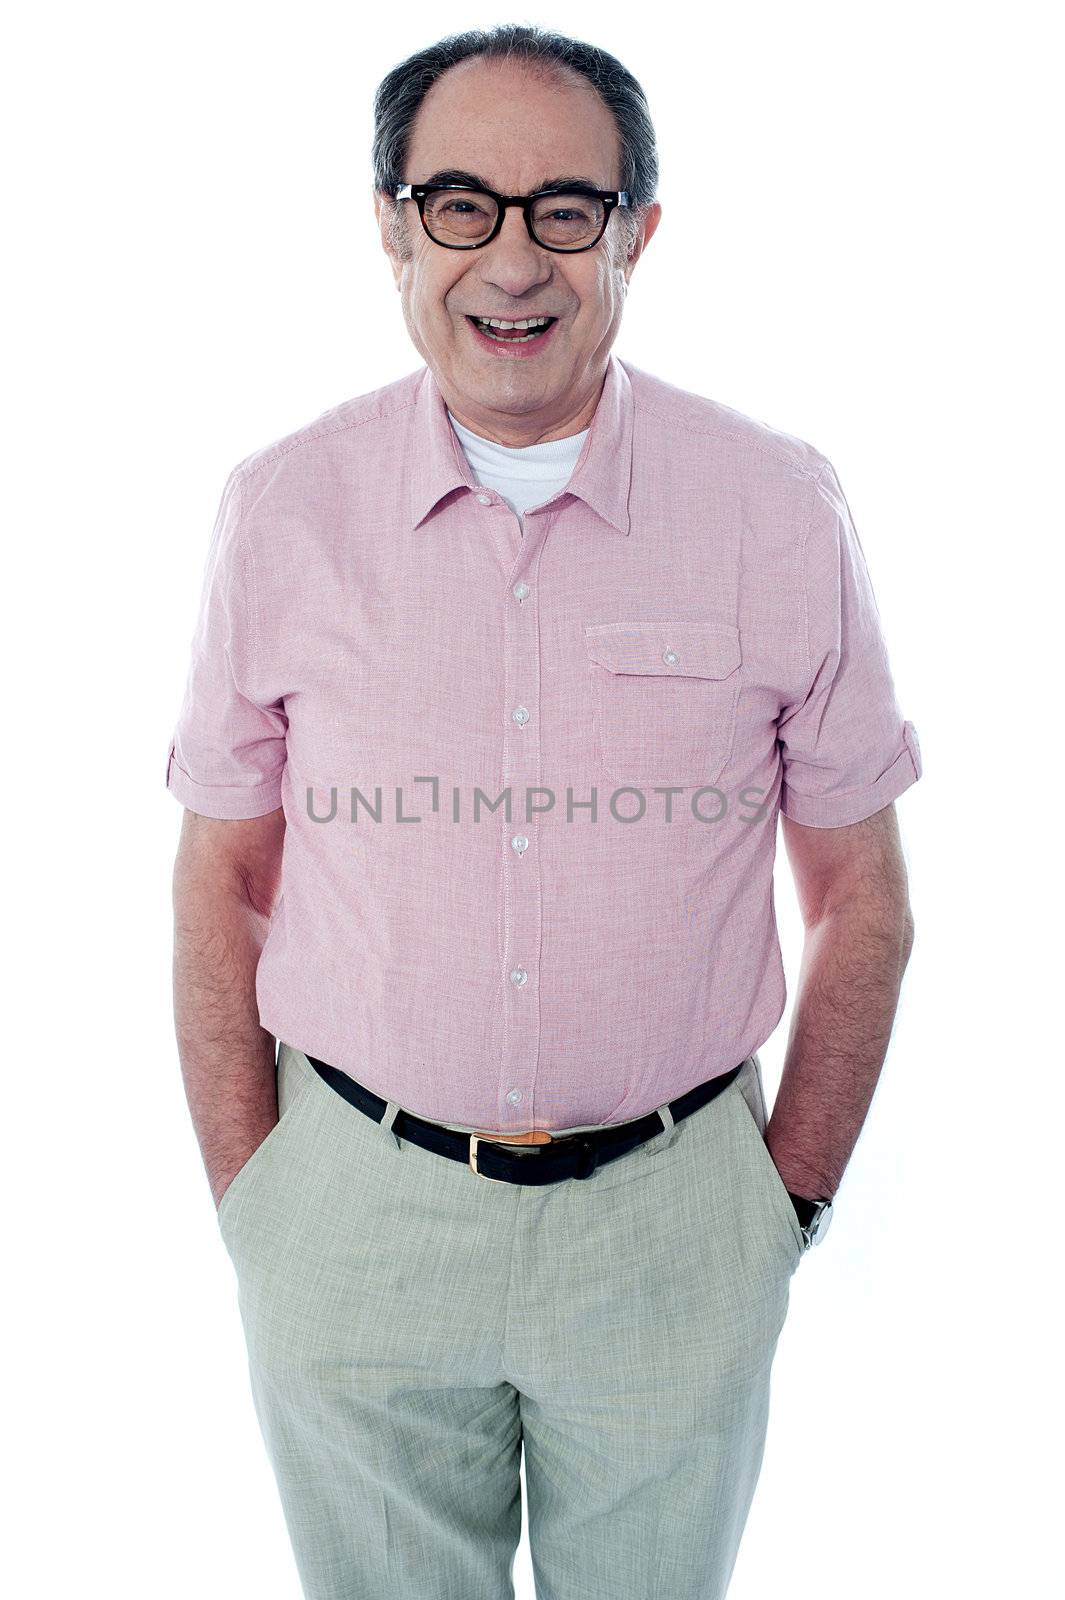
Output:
[{"xmin": 447, "ymin": 410, "xmax": 589, "ymax": 527}]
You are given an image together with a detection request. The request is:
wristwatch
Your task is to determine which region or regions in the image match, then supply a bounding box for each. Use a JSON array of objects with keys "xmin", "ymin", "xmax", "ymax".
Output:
[{"xmin": 786, "ymin": 1191, "xmax": 834, "ymax": 1251}]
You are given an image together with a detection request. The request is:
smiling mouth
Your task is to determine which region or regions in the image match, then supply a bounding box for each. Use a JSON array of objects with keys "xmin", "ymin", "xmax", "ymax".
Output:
[{"xmin": 465, "ymin": 315, "xmax": 559, "ymax": 343}]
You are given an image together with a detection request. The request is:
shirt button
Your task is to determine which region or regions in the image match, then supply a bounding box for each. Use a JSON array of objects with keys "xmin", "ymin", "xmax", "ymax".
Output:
[
  {"xmin": 512, "ymin": 581, "xmax": 530, "ymax": 600},
  {"xmin": 506, "ymin": 1088, "xmax": 523, "ymax": 1105},
  {"xmin": 477, "ymin": 493, "xmax": 492, "ymax": 505},
  {"xmin": 663, "ymin": 648, "xmax": 679, "ymax": 665},
  {"xmin": 512, "ymin": 705, "xmax": 530, "ymax": 726},
  {"xmin": 509, "ymin": 967, "xmax": 528, "ymax": 987},
  {"xmin": 511, "ymin": 834, "xmax": 529, "ymax": 855}
]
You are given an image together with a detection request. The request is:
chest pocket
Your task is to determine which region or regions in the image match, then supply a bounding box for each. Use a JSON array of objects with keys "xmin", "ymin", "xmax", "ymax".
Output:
[{"xmin": 583, "ymin": 621, "xmax": 742, "ymax": 787}]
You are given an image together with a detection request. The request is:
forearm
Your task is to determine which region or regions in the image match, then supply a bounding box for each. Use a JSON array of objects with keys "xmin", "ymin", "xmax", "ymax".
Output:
[
  {"xmin": 767, "ymin": 900, "xmax": 914, "ymax": 1200},
  {"xmin": 173, "ymin": 871, "xmax": 277, "ymax": 1209}
]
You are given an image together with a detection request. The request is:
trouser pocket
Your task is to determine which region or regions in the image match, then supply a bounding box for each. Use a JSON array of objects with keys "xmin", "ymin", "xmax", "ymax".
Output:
[
  {"xmin": 730, "ymin": 1054, "xmax": 805, "ymax": 1266},
  {"xmin": 216, "ymin": 1044, "xmax": 317, "ymax": 1239}
]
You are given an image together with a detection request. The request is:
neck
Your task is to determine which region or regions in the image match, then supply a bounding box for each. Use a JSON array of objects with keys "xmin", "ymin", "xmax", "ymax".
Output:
[{"xmin": 437, "ymin": 365, "xmax": 606, "ymax": 447}]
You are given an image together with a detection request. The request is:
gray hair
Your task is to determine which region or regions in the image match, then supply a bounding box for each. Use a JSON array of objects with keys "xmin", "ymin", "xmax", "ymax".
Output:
[{"xmin": 371, "ymin": 23, "xmax": 659, "ymax": 265}]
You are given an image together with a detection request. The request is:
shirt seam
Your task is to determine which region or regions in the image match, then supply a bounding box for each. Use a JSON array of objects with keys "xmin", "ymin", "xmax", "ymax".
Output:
[
  {"xmin": 797, "ymin": 466, "xmax": 828, "ymax": 686},
  {"xmin": 635, "ymin": 398, "xmax": 829, "ymax": 481},
  {"xmin": 782, "ymin": 736, "xmax": 918, "ymax": 805},
  {"xmin": 231, "ymin": 471, "xmax": 264, "ymax": 685},
  {"xmin": 234, "ymin": 388, "xmax": 824, "ymax": 489},
  {"xmin": 233, "ymin": 394, "xmax": 421, "ymax": 485},
  {"xmin": 167, "ymin": 747, "xmax": 282, "ymax": 801}
]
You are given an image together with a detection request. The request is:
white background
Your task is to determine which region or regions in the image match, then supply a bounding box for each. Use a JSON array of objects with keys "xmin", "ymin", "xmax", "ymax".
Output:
[{"xmin": 4, "ymin": 2, "xmax": 1061, "ymax": 1595}]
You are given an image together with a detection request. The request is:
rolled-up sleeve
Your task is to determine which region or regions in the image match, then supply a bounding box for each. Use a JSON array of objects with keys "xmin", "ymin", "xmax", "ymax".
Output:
[
  {"xmin": 777, "ymin": 459, "xmax": 922, "ymax": 828},
  {"xmin": 165, "ymin": 469, "xmax": 287, "ymax": 818}
]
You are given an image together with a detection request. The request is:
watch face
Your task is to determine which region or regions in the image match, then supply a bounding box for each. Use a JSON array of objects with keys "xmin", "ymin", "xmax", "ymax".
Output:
[{"xmin": 809, "ymin": 1201, "xmax": 834, "ymax": 1245}]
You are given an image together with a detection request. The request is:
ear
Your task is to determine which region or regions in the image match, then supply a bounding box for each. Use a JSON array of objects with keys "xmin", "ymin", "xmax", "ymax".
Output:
[
  {"xmin": 374, "ymin": 189, "xmax": 405, "ymax": 287},
  {"xmin": 622, "ymin": 201, "xmax": 663, "ymax": 281}
]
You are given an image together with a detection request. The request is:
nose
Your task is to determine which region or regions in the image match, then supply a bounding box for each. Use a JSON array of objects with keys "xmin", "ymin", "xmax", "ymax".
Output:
[{"xmin": 477, "ymin": 203, "xmax": 553, "ymax": 296}]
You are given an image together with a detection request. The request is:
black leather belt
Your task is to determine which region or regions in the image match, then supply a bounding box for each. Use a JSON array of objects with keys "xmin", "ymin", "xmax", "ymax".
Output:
[{"xmin": 305, "ymin": 1054, "xmax": 745, "ymax": 1187}]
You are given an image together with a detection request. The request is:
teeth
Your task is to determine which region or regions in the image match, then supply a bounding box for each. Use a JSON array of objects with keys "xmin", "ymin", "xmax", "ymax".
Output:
[{"xmin": 474, "ymin": 316, "xmax": 552, "ymax": 329}]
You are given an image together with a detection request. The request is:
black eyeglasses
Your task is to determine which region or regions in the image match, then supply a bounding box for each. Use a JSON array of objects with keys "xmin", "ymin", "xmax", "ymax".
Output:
[{"xmin": 393, "ymin": 183, "xmax": 630, "ymax": 253}]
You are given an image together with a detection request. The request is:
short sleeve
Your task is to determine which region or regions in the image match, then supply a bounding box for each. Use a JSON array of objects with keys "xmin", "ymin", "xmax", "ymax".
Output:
[
  {"xmin": 165, "ymin": 469, "xmax": 287, "ymax": 818},
  {"xmin": 777, "ymin": 459, "xmax": 922, "ymax": 828}
]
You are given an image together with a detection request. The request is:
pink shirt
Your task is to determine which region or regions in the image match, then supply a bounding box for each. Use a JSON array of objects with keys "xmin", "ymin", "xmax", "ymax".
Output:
[{"xmin": 166, "ymin": 353, "xmax": 922, "ymax": 1134}]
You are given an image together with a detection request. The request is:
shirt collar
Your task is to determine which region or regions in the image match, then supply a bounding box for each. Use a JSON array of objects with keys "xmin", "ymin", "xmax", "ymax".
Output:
[{"xmin": 407, "ymin": 351, "xmax": 633, "ymax": 536}]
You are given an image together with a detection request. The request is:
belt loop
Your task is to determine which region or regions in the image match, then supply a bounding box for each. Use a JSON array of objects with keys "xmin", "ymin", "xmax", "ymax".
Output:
[
  {"xmin": 378, "ymin": 1099, "xmax": 403, "ymax": 1151},
  {"xmin": 643, "ymin": 1101, "xmax": 677, "ymax": 1157}
]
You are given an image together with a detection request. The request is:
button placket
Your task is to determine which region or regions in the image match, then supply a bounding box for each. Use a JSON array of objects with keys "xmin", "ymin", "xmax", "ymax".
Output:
[{"xmin": 498, "ymin": 512, "xmax": 548, "ymax": 1130}]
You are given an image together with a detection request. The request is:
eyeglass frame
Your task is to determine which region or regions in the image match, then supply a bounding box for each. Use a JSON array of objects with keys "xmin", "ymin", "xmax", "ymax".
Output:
[{"xmin": 392, "ymin": 183, "xmax": 631, "ymax": 253}]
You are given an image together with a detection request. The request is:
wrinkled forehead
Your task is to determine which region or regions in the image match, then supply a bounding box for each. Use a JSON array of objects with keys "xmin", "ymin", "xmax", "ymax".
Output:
[{"xmin": 404, "ymin": 57, "xmax": 621, "ymax": 192}]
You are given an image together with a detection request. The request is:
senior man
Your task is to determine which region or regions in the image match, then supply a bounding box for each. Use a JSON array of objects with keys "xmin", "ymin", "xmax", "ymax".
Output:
[{"xmin": 168, "ymin": 23, "xmax": 921, "ymax": 1600}]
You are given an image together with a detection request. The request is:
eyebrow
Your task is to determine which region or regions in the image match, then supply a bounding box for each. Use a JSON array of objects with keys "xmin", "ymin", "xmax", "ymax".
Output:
[{"xmin": 420, "ymin": 168, "xmax": 606, "ymax": 194}]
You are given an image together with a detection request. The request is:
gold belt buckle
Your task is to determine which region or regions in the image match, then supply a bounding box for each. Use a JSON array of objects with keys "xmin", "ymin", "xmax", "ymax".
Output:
[{"xmin": 469, "ymin": 1126, "xmax": 554, "ymax": 1180}]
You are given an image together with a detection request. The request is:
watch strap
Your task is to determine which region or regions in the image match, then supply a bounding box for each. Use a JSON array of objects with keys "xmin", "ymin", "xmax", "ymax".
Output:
[{"xmin": 787, "ymin": 1191, "xmax": 823, "ymax": 1232}]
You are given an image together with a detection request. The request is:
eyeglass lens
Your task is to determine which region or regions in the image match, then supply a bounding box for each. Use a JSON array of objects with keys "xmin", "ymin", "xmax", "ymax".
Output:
[{"xmin": 423, "ymin": 189, "xmax": 606, "ymax": 249}]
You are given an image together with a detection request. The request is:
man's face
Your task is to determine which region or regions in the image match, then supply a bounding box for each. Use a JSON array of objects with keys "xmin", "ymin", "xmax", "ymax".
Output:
[{"xmin": 374, "ymin": 57, "xmax": 661, "ymax": 443}]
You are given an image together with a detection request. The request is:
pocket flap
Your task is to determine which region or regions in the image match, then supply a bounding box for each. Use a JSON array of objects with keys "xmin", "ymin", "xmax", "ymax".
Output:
[{"xmin": 583, "ymin": 621, "xmax": 741, "ymax": 679}]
